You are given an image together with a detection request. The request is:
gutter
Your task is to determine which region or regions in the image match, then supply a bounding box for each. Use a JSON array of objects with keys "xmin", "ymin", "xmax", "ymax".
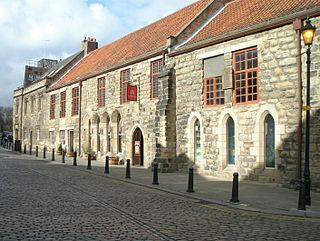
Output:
[
  {"xmin": 78, "ymin": 80, "xmax": 83, "ymax": 156},
  {"xmin": 293, "ymin": 18, "xmax": 303, "ymax": 181},
  {"xmin": 20, "ymin": 88, "xmax": 24, "ymax": 141}
]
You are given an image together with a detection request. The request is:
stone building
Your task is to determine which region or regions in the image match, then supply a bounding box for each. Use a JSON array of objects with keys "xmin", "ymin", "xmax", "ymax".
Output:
[{"xmin": 13, "ymin": 0, "xmax": 320, "ymax": 188}]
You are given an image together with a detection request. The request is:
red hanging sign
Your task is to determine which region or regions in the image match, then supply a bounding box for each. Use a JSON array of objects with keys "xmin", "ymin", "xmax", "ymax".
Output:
[{"xmin": 127, "ymin": 85, "xmax": 137, "ymax": 101}]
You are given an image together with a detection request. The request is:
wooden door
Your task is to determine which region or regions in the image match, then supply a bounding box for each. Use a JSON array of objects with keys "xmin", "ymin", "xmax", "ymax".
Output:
[{"xmin": 132, "ymin": 128, "xmax": 143, "ymax": 166}]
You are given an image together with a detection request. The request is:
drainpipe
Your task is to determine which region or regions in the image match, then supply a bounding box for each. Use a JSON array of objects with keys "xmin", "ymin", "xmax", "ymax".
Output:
[
  {"xmin": 78, "ymin": 80, "xmax": 83, "ymax": 156},
  {"xmin": 293, "ymin": 18, "xmax": 302, "ymax": 180},
  {"xmin": 20, "ymin": 88, "xmax": 24, "ymax": 142}
]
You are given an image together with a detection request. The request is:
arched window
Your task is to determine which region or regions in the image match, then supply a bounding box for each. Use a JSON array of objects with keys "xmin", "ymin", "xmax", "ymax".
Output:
[
  {"xmin": 97, "ymin": 117, "xmax": 100, "ymax": 152},
  {"xmin": 107, "ymin": 118, "xmax": 111, "ymax": 153},
  {"xmin": 265, "ymin": 114, "xmax": 275, "ymax": 168},
  {"xmin": 194, "ymin": 119, "xmax": 201, "ymax": 163},
  {"xmin": 117, "ymin": 115, "xmax": 122, "ymax": 153},
  {"xmin": 227, "ymin": 117, "xmax": 235, "ymax": 165}
]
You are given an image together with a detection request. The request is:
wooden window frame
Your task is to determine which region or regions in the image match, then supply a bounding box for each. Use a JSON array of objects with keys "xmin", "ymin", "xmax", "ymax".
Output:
[
  {"xmin": 97, "ymin": 77, "xmax": 106, "ymax": 108},
  {"xmin": 233, "ymin": 47, "xmax": 258, "ymax": 105},
  {"xmin": 204, "ymin": 76, "xmax": 224, "ymax": 107},
  {"xmin": 60, "ymin": 91, "xmax": 66, "ymax": 118},
  {"xmin": 49, "ymin": 94, "xmax": 56, "ymax": 120},
  {"xmin": 71, "ymin": 87, "xmax": 79, "ymax": 116},
  {"xmin": 120, "ymin": 69, "xmax": 130, "ymax": 104},
  {"xmin": 150, "ymin": 59, "xmax": 163, "ymax": 99}
]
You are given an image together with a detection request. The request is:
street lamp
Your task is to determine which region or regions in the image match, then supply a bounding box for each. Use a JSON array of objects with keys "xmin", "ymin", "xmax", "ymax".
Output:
[{"xmin": 301, "ymin": 18, "xmax": 316, "ymax": 206}]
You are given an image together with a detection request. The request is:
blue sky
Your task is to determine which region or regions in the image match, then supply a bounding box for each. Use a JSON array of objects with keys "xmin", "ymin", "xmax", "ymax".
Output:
[{"xmin": 0, "ymin": 0, "xmax": 195, "ymax": 107}]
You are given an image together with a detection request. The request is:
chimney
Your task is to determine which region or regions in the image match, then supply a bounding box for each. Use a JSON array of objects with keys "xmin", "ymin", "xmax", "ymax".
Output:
[{"xmin": 82, "ymin": 37, "xmax": 98, "ymax": 55}]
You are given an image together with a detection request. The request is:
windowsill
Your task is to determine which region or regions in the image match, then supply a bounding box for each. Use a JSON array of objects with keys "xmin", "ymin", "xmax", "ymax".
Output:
[
  {"xmin": 203, "ymin": 104, "xmax": 225, "ymax": 110},
  {"xmin": 223, "ymin": 164, "xmax": 236, "ymax": 172},
  {"xmin": 233, "ymin": 100, "xmax": 259, "ymax": 106}
]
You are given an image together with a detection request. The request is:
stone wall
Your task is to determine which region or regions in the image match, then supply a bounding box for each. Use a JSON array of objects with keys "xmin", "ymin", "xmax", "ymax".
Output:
[
  {"xmin": 77, "ymin": 55, "xmax": 165, "ymax": 167},
  {"xmin": 13, "ymin": 79, "xmax": 47, "ymax": 151},
  {"xmin": 170, "ymin": 18, "xmax": 320, "ymax": 187}
]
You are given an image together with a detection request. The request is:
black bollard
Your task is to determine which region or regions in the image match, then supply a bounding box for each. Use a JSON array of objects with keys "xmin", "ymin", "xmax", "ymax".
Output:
[
  {"xmin": 51, "ymin": 148, "xmax": 55, "ymax": 161},
  {"xmin": 125, "ymin": 159, "xmax": 131, "ymax": 178},
  {"xmin": 298, "ymin": 179, "xmax": 306, "ymax": 210},
  {"xmin": 29, "ymin": 145, "xmax": 32, "ymax": 155},
  {"xmin": 62, "ymin": 151, "xmax": 65, "ymax": 163},
  {"xmin": 152, "ymin": 163, "xmax": 159, "ymax": 185},
  {"xmin": 230, "ymin": 172, "xmax": 240, "ymax": 203},
  {"xmin": 73, "ymin": 151, "xmax": 77, "ymax": 166},
  {"xmin": 87, "ymin": 154, "xmax": 92, "ymax": 169},
  {"xmin": 23, "ymin": 144, "xmax": 26, "ymax": 154},
  {"xmin": 20, "ymin": 143, "xmax": 22, "ymax": 153},
  {"xmin": 43, "ymin": 147, "xmax": 46, "ymax": 159},
  {"xmin": 36, "ymin": 146, "xmax": 38, "ymax": 157},
  {"xmin": 186, "ymin": 168, "xmax": 195, "ymax": 193},
  {"xmin": 105, "ymin": 156, "xmax": 109, "ymax": 174}
]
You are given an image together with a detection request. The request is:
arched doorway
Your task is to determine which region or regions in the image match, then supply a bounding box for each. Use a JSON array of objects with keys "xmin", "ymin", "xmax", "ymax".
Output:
[
  {"xmin": 132, "ymin": 128, "xmax": 143, "ymax": 166},
  {"xmin": 97, "ymin": 117, "xmax": 101, "ymax": 153},
  {"xmin": 88, "ymin": 120, "xmax": 92, "ymax": 150}
]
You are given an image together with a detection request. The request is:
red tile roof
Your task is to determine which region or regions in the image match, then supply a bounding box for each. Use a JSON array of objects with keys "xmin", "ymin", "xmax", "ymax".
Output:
[
  {"xmin": 189, "ymin": 0, "xmax": 320, "ymax": 45},
  {"xmin": 52, "ymin": 0, "xmax": 212, "ymax": 89}
]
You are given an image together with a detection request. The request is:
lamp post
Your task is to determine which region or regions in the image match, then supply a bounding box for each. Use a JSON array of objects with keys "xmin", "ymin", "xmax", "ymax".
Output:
[{"xmin": 301, "ymin": 18, "xmax": 316, "ymax": 206}]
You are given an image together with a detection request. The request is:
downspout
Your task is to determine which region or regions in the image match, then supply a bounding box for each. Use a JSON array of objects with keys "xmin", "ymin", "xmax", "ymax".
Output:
[
  {"xmin": 20, "ymin": 88, "xmax": 24, "ymax": 141},
  {"xmin": 293, "ymin": 19, "xmax": 302, "ymax": 181},
  {"xmin": 78, "ymin": 80, "xmax": 83, "ymax": 156}
]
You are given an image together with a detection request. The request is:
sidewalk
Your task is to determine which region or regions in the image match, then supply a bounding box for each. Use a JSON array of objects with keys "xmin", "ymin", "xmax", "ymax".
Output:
[{"xmin": 3, "ymin": 147, "xmax": 320, "ymax": 218}]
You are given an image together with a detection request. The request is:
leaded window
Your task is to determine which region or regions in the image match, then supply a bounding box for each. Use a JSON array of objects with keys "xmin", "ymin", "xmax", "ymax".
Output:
[
  {"xmin": 227, "ymin": 117, "xmax": 235, "ymax": 165},
  {"xmin": 265, "ymin": 114, "xmax": 275, "ymax": 168},
  {"xmin": 234, "ymin": 47, "xmax": 258, "ymax": 104},
  {"xmin": 150, "ymin": 59, "xmax": 163, "ymax": 99}
]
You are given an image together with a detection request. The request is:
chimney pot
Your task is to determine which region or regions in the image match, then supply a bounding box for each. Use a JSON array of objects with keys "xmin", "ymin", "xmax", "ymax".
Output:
[{"xmin": 82, "ymin": 37, "xmax": 98, "ymax": 55}]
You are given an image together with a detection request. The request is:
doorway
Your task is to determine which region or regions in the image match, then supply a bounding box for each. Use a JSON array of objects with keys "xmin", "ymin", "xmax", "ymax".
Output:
[
  {"xmin": 68, "ymin": 130, "xmax": 74, "ymax": 152},
  {"xmin": 132, "ymin": 128, "xmax": 143, "ymax": 166}
]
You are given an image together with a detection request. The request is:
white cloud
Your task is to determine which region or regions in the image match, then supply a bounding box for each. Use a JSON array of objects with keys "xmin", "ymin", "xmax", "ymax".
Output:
[{"xmin": 0, "ymin": 0, "xmax": 195, "ymax": 107}]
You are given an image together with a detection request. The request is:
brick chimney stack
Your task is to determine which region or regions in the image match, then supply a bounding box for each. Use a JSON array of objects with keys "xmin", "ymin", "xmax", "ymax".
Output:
[{"xmin": 82, "ymin": 37, "xmax": 98, "ymax": 55}]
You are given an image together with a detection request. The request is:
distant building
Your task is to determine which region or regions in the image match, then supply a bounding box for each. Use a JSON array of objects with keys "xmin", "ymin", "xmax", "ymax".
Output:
[
  {"xmin": 23, "ymin": 59, "xmax": 58, "ymax": 87},
  {"xmin": 13, "ymin": 0, "xmax": 320, "ymax": 189}
]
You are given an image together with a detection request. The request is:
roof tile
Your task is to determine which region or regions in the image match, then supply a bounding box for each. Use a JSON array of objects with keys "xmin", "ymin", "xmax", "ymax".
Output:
[
  {"xmin": 189, "ymin": 0, "xmax": 320, "ymax": 44},
  {"xmin": 53, "ymin": 0, "xmax": 211, "ymax": 88}
]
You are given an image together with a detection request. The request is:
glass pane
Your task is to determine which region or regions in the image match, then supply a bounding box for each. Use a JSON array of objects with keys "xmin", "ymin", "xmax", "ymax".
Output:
[
  {"xmin": 227, "ymin": 117, "xmax": 235, "ymax": 165},
  {"xmin": 194, "ymin": 119, "xmax": 201, "ymax": 163},
  {"xmin": 265, "ymin": 114, "xmax": 275, "ymax": 168}
]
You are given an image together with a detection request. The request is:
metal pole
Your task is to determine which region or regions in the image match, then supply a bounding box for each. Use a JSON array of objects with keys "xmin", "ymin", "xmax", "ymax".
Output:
[
  {"xmin": 152, "ymin": 163, "xmax": 159, "ymax": 185},
  {"xmin": 87, "ymin": 154, "xmax": 91, "ymax": 169},
  {"xmin": 62, "ymin": 151, "xmax": 65, "ymax": 163},
  {"xmin": 23, "ymin": 144, "xmax": 26, "ymax": 154},
  {"xmin": 186, "ymin": 168, "xmax": 194, "ymax": 193},
  {"xmin": 298, "ymin": 179, "xmax": 306, "ymax": 210},
  {"xmin": 29, "ymin": 145, "xmax": 32, "ymax": 155},
  {"xmin": 125, "ymin": 159, "xmax": 131, "ymax": 178},
  {"xmin": 105, "ymin": 156, "xmax": 109, "ymax": 174},
  {"xmin": 51, "ymin": 148, "xmax": 55, "ymax": 161},
  {"xmin": 43, "ymin": 146, "xmax": 46, "ymax": 159},
  {"xmin": 36, "ymin": 146, "xmax": 38, "ymax": 157},
  {"xmin": 304, "ymin": 45, "xmax": 311, "ymax": 206},
  {"xmin": 73, "ymin": 151, "xmax": 77, "ymax": 166},
  {"xmin": 230, "ymin": 172, "xmax": 240, "ymax": 203}
]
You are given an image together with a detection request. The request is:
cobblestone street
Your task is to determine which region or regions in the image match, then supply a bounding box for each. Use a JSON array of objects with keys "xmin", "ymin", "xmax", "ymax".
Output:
[{"xmin": 1, "ymin": 149, "xmax": 320, "ymax": 241}]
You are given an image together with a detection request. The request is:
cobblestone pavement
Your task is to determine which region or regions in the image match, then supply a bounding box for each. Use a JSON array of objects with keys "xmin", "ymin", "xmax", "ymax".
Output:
[{"xmin": 1, "ymin": 150, "xmax": 320, "ymax": 240}]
